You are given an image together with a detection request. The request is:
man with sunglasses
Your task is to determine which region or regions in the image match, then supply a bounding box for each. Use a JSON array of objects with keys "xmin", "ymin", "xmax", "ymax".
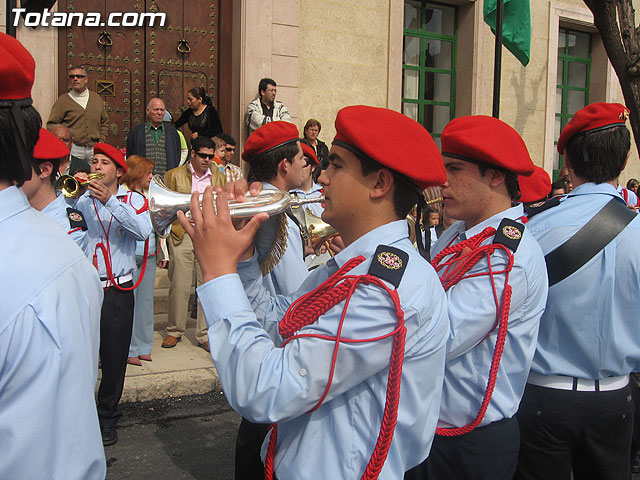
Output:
[
  {"xmin": 47, "ymin": 66, "xmax": 109, "ymax": 162},
  {"xmin": 162, "ymin": 136, "xmax": 226, "ymax": 352}
]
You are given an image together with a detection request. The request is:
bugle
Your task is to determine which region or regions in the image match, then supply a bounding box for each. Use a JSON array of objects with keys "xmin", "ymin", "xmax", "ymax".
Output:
[
  {"xmin": 57, "ymin": 173, "xmax": 105, "ymax": 198},
  {"xmin": 149, "ymin": 175, "xmax": 324, "ymax": 238}
]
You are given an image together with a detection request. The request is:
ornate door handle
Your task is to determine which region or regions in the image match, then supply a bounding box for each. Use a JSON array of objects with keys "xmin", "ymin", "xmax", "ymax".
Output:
[
  {"xmin": 98, "ymin": 31, "xmax": 113, "ymax": 47},
  {"xmin": 177, "ymin": 39, "xmax": 191, "ymax": 54}
]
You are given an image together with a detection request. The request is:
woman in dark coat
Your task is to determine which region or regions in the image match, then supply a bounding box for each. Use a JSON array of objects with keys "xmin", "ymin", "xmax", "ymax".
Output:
[
  {"xmin": 175, "ymin": 87, "xmax": 223, "ymax": 141},
  {"xmin": 302, "ymin": 118, "xmax": 329, "ymax": 171}
]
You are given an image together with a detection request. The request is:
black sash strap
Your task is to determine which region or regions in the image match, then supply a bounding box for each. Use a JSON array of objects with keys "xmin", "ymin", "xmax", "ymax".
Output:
[{"xmin": 545, "ymin": 198, "xmax": 636, "ymax": 287}]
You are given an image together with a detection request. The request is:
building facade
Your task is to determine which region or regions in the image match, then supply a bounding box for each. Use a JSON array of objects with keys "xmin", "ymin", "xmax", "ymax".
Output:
[{"xmin": 2, "ymin": 0, "xmax": 638, "ymax": 181}]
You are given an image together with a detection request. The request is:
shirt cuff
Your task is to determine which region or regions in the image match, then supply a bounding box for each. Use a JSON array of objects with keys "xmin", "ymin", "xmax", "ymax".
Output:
[
  {"xmin": 197, "ymin": 273, "xmax": 254, "ymax": 328},
  {"xmin": 105, "ymin": 194, "xmax": 120, "ymax": 211},
  {"xmin": 237, "ymin": 250, "xmax": 262, "ymax": 280}
]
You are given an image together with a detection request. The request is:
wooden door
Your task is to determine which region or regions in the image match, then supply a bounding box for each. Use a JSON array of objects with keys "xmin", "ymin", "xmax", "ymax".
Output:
[
  {"xmin": 57, "ymin": 0, "xmax": 220, "ymax": 149},
  {"xmin": 149, "ymin": 0, "xmax": 219, "ymax": 129}
]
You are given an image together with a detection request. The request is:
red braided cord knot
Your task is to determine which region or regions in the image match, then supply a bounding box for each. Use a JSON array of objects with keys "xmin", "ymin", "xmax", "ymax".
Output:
[
  {"xmin": 264, "ymin": 256, "xmax": 408, "ymax": 480},
  {"xmin": 430, "ymin": 227, "xmax": 516, "ymax": 437}
]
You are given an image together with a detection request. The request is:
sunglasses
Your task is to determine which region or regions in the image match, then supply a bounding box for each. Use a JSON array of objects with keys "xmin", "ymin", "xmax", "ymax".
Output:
[
  {"xmin": 225, "ymin": 147, "xmax": 235, "ymax": 152},
  {"xmin": 196, "ymin": 152, "xmax": 216, "ymax": 160},
  {"xmin": 68, "ymin": 74, "xmax": 87, "ymax": 79}
]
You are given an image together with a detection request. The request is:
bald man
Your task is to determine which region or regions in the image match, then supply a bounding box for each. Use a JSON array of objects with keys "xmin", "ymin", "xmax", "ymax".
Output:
[{"xmin": 126, "ymin": 97, "xmax": 181, "ymax": 175}]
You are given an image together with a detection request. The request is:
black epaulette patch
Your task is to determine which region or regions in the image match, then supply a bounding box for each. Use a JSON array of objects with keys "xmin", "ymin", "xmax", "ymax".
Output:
[
  {"xmin": 493, "ymin": 218, "xmax": 524, "ymax": 252},
  {"xmin": 66, "ymin": 207, "xmax": 88, "ymax": 231},
  {"xmin": 367, "ymin": 245, "xmax": 409, "ymax": 289},
  {"xmin": 524, "ymin": 197, "xmax": 561, "ymax": 219}
]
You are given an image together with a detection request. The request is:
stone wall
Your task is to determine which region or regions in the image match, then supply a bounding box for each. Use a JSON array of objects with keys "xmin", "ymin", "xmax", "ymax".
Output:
[{"xmin": 297, "ymin": 0, "xmax": 392, "ymax": 141}]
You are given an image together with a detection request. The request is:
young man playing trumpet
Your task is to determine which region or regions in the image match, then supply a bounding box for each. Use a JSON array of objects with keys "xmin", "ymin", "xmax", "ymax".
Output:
[
  {"xmin": 180, "ymin": 106, "xmax": 450, "ymax": 479},
  {"xmin": 75, "ymin": 143, "xmax": 153, "ymax": 446}
]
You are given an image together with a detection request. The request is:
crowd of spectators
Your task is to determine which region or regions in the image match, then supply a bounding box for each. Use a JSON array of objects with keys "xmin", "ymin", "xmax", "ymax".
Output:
[{"xmin": 4, "ymin": 32, "xmax": 640, "ymax": 480}]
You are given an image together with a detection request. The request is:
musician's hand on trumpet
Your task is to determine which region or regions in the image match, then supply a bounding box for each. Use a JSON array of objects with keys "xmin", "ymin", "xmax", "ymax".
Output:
[
  {"xmin": 178, "ymin": 185, "xmax": 269, "ymax": 283},
  {"xmin": 327, "ymin": 234, "xmax": 345, "ymax": 255},
  {"xmin": 87, "ymin": 176, "xmax": 111, "ymax": 205},
  {"xmin": 224, "ymin": 179, "xmax": 264, "ymax": 230}
]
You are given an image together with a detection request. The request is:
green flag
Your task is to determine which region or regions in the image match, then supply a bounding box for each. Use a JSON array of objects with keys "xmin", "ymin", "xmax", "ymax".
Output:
[{"xmin": 484, "ymin": 0, "xmax": 531, "ymax": 66}]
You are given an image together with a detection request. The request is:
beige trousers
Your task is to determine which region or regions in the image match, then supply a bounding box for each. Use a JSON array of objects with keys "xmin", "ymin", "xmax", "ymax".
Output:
[{"xmin": 166, "ymin": 234, "xmax": 208, "ymax": 343}]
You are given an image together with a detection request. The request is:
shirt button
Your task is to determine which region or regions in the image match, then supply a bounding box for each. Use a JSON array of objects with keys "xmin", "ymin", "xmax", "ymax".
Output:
[{"xmin": 299, "ymin": 368, "xmax": 307, "ymax": 377}]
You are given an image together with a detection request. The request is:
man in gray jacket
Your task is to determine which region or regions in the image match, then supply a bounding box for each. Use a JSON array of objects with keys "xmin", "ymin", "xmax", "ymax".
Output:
[{"xmin": 245, "ymin": 78, "xmax": 292, "ymax": 134}]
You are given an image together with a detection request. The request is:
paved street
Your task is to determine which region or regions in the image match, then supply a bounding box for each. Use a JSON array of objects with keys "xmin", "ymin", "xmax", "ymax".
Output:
[{"xmin": 105, "ymin": 392, "xmax": 241, "ymax": 479}]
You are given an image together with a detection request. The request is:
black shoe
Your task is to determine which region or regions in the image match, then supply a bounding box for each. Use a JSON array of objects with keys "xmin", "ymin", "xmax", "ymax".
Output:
[
  {"xmin": 631, "ymin": 448, "xmax": 640, "ymax": 474},
  {"xmin": 101, "ymin": 425, "xmax": 118, "ymax": 446}
]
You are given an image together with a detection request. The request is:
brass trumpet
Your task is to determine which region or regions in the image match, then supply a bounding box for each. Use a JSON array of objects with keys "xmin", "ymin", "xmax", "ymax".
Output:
[
  {"xmin": 56, "ymin": 173, "xmax": 105, "ymax": 198},
  {"xmin": 149, "ymin": 175, "xmax": 325, "ymax": 237}
]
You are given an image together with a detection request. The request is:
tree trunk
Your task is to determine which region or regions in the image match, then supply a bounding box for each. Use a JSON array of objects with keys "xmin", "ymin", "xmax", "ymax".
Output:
[{"xmin": 583, "ymin": 0, "xmax": 640, "ymax": 155}]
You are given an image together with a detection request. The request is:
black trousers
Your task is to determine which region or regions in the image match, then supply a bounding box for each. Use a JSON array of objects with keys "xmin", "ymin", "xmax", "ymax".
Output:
[
  {"xmin": 515, "ymin": 383, "xmax": 634, "ymax": 480},
  {"xmin": 631, "ymin": 374, "xmax": 640, "ymax": 451},
  {"xmin": 405, "ymin": 417, "xmax": 519, "ymax": 480},
  {"xmin": 97, "ymin": 281, "xmax": 134, "ymax": 428},
  {"xmin": 235, "ymin": 417, "xmax": 271, "ymax": 480}
]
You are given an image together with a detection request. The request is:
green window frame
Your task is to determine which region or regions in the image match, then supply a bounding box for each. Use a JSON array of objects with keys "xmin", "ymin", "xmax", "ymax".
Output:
[
  {"xmin": 555, "ymin": 27, "xmax": 591, "ymax": 179},
  {"xmin": 402, "ymin": 1, "xmax": 457, "ymax": 147}
]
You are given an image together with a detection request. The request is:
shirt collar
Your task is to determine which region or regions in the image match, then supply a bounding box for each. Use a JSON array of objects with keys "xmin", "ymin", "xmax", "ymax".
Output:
[
  {"xmin": 567, "ymin": 182, "xmax": 625, "ymax": 203},
  {"xmin": 115, "ymin": 184, "xmax": 130, "ymax": 197},
  {"xmin": 326, "ymin": 220, "xmax": 408, "ymax": 271},
  {"xmin": 147, "ymin": 121, "xmax": 164, "ymax": 132},
  {"xmin": 0, "ymin": 186, "xmax": 30, "ymax": 224},
  {"xmin": 189, "ymin": 163, "xmax": 212, "ymax": 178},
  {"xmin": 289, "ymin": 183, "xmax": 323, "ymax": 195},
  {"xmin": 42, "ymin": 192, "xmax": 66, "ymax": 215},
  {"xmin": 463, "ymin": 204, "xmax": 525, "ymax": 239}
]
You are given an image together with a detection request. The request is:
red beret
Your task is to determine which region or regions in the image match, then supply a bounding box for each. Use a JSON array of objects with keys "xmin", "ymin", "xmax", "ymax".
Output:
[
  {"xmin": 301, "ymin": 142, "xmax": 319, "ymax": 166},
  {"xmin": 0, "ymin": 33, "xmax": 35, "ymax": 103},
  {"xmin": 332, "ymin": 105, "xmax": 445, "ymax": 190},
  {"xmin": 94, "ymin": 142, "xmax": 127, "ymax": 173},
  {"xmin": 519, "ymin": 166, "xmax": 551, "ymax": 203},
  {"xmin": 33, "ymin": 128, "xmax": 70, "ymax": 160},
  {"xmin": 242, "ymin": 121, "xmax": 300, "ymax": 162},
  {"xmin": 441, "ymin": 115, "xmax": 534, "ymax": 176},
  {"xmin": 557, "ymin": 102, "xmax": 629, "ymax": 154}
]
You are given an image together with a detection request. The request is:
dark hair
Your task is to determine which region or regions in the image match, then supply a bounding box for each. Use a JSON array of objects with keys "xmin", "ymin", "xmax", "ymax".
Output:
[
  {"xmin": 311, "ymin": 162, "xmax": 321, "ymax": 183},
  {"xmin": 188, "ymin": 87, "xmax": 212, "ymax": 106},
  {"xmin": 191, "ymin": 136, "xmax": 215, "ymax": 153},
  {"xmin": 550, "ymin": 180, "xmax": 566, "ymax": 195},
  {"xmin": 565, "ymin": 126, "xmax": 630, "ymax": 183},
  {"xmin": 356, "ymin": 152, "xmax": 420, "ymax": 219},
  {"xmin": 304, "ymin": 119, "xmax": 321, "ymax": 135},
  {"xmin": 216, "ymin": 132, "xmax": 236, "ymax": 147},
  {"xmin": 627, "ymin": 178, "xmax": 639, "ymax": 191},
  {"xmin": 258, "ymin": 78, "xmax": 276, "ymax": 96},
  {"xmin": 247, "ymin": 141, "xmax": 299, "ymax": 183},
  {"xmin": 0, "ymin": 105, "xmax": 42, "ymax": 187},
  {"xmin": 477, "ymin": 164, "xmax": 521, "ymax": 202}
]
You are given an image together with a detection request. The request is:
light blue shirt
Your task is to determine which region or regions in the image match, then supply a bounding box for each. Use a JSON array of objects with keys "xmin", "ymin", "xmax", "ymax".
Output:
[
  {"xmin": 432, "ymin": 205, "xmax": 548, "ymax": 428},
  {"xmin": 526, "ymin": 182, "xmax": 640, "ymax": 378},
  {"xmin": 261, "ymin": 182, "xmax": 308, "ymax": 295},
  {"xmin": 42, "ymin": 192, "xmax": 88, "ymax": 255},
  {"xmin": 0, "ymin": 186, "xmax": 105, "ymax": 479},
  {"xmin": 197, "ymin": 220, "xmax": 449, "ymax": 479},
  {"xmin": 290, "ymin": 182, "xmax": 324, "ymax": 218},
  {"xmin": 76, "ymin": 185, "xmax": 153, "ymax": 278}
]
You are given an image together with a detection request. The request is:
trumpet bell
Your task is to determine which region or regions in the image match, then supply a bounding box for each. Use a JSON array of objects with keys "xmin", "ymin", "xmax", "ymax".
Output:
[
  {"xmin": 305, "ymin": 209, "xmax": 337, "ymax": 253},
  {"xmin": 56, "ymin": 173, "xmax": 105, "ymax": 198}
]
